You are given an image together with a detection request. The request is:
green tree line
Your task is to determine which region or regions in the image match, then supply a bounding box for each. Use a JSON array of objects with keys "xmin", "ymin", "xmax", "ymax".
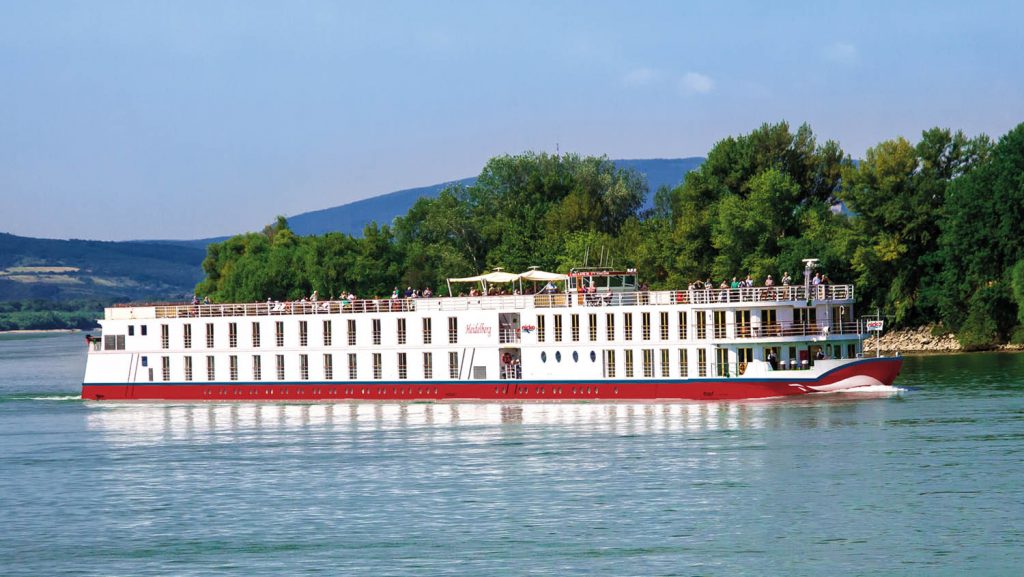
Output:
[
  {"xmin": 0, "ymin": 299, "xmax": 108, "ymax": 331},
  {"xmin": 196, "ymin": 122, "xmax": 1024, "ymax": 349}
]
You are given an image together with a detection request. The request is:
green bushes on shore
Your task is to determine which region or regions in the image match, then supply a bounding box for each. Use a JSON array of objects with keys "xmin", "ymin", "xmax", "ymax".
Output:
[{"xmin": 0, "ymin": 300, "xmax": 104, "ymax": 331}]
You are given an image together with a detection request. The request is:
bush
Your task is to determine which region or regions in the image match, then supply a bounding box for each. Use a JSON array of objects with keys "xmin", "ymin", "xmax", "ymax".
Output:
[
  {"xmin": 957, "ymin": 284, "xmax": 1015, "ymax": 350},
  {"xmin": 1010, "ymin": 325, "xmax": 1024, "ymax": 345}
]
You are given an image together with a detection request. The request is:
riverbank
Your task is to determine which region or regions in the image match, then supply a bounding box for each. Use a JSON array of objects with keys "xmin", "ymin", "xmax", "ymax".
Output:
[{"xmin": 864, "ymin": 325, "xmax": 961, "ymax": 354}]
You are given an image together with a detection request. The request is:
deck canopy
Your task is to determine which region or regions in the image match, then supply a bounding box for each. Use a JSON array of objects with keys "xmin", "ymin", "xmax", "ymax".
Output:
[
  {"xmin": 519, "ymin": 269, "xmax": 568, "ymax": 282},
  {"xmin": 446, "ymin": 268, "xmax": 567, "ymax": 295}
]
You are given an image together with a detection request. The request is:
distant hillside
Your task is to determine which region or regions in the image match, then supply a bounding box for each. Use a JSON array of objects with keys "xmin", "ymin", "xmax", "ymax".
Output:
[
  {"xmin": 288, "ymin": 178, "xmax": 477, "ymax": 236},
  {"xmin": 0, "ymin": 233, "xmax": 205, "ymax": 302},
  {"xmin": 286, "ymin": 157, "xmax": 704, "ymax": 237}
]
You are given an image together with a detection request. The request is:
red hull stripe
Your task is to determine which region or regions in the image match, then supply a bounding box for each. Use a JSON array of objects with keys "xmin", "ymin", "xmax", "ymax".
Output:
[{"xmin": 83, "ymin": 358, "xmax": 901, "ymax": 402}]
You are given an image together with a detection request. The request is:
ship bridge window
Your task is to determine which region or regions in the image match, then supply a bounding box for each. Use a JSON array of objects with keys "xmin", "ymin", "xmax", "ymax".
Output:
[{"xmin": 104, "ymin": 335, "xmax": 126, "ymax": 350}]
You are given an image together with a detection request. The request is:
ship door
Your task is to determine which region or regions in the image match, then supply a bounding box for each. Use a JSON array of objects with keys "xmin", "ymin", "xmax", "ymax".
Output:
[
  {"xmin": 499, "ymin": 313, "xmax": 521, "ymax": 344},
  {"xmin": 500, "ymin": 348, "xmax": 522, "ymax": 379}
]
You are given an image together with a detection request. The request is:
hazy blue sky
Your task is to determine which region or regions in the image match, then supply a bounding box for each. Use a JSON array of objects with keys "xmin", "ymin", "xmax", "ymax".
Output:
[{"xmin": 1, "ymin": 1, "xmax": 1021, "ymax": 240}]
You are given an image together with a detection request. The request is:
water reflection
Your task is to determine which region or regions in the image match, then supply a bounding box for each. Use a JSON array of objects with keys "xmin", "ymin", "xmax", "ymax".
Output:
[{"xmin": 84, "ymin": 389, "xmax": 900, "ymax": 447}]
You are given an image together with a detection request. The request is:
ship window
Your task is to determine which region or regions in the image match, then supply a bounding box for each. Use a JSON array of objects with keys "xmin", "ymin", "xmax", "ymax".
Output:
[
  {"xmin": 398, "ymin": 352, "xmax": 407, "ymax": 379},
  {"xmin": 228, "ymin": 323, "xmax": 237, "ymax": 348},
  {"xmin": 323, "ymin": 320, "xmax": 332, "ymax": 347},
  {"xmin": 141, "ymin": 356, "xmax": 148, "ymax": 367},
  {"xmin": 423, "ymin": 352, "xmax": 433, "ymax": 379},
  {"xmin": 448, "ymin": 317, "xmax": 458, "ymax": 344},
  {"xmin": 372, "ymin": 319, "xmax": 381, "ymax": 345},
  {"xmin": 423, "ymin": 317, "xmax": 432, "ymax": 344},
  {"xmin": 252, "ymin": 355, "xmax": 261, "ymax": 381},
  {"xmin": 230, "ymin": 355, "xmax": 239, "ymax": 381},
  {"xmin": 660, "ymin": 312, "xmax": 669, "ymax": 340},
  {"xmin": 128, "ymin": 325, "xmax": 135, "ymax": 336},
  {"xmin": 642, "ymin": 349, "xmax": 654, "ymax": 378},
  {"xmin": 184, "ymin": 324, "xmax": 193, "ymax": 349},
  {"xmin": 184, "ymin": 356, "xmax": 193, "ymax": 381},
  {"xmin": 141, "ymin": 325, "xmax": 147, "ymax": 336},
  {"xmin": 555, "ymin": 351, "xmax": 561, "ymax": 363},
  {"xmin": 300, "ymin": 354, "xmax": 309, "ymax": 380},
  {"xmin": 678, "ymin": 311, "xmax": 687, "ymax": 340},
  {"xmin": 541, "ymin": 351, "xmax": 547, "ymax": 363},
  {"xmin": 449, "ymin": 352, "xmax": 459, "ymax": 379},
  {"xmin": 660, "ymin": 349, "xmax": 670, "ymax": 377},
  {"xmin": 206, "ymin": 323, "xmax": 215, "ymax": 348},
  {"xmin": 715, "ymin": 348, "xmax": 729, "ymax": 377},
  {"xmin": 624, "ymin": 350, "xmax": 634, "ymax": 377},
  {"xmin": 373, "ymin": 353, "xmax": 382, "ymax": 379},
  {"xmin": 713, "ymin": 311, "xmax": 727, "ymax": 338},
  {"xmin": 573, "ymin": 351, "xmax": 579, "ymax": 363},
  {"xmin": 604, "ymin": 350, "xmax": 616, "ymax": 378},
  {"xmin": 590, "ymin": 351, "xmax": 596, "ymax": 363},
  {"xmin": 588, "ymin": 313, "xmax": 597, "ymax": 341},
  {"xmin": 324, "ymin": 353, "xmax": 333, "ymax": 380},
  {"xmin": 679, "ymin": 349, "xmax": 688, "ymax": 377},
  {"xmin": 299, "ymin": 321, "xmax": 308, "ymax": 347}
]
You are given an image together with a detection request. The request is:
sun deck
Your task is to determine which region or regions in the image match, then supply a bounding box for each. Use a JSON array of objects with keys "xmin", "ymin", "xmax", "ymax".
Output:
[{"xmin": 107, "ymin": 284, "xmax": 854, "ymax": 321}]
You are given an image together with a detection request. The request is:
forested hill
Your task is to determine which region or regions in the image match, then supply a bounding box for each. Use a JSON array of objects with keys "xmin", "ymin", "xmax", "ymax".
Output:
[{"xmin": 0, "ymin": 233, "xmax": 205, "ymax": 302}]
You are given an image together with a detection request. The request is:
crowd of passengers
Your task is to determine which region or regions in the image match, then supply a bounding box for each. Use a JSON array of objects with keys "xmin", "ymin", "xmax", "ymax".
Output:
[{"xmin": 188, "ymin": 272, "xmax": 839, "ymax": 308}]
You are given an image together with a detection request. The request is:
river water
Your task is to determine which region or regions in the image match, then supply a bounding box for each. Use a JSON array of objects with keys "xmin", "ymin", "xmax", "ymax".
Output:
[{"xmin": 1, "ymin": 333, "xmax": 1022, "ymax": 576}]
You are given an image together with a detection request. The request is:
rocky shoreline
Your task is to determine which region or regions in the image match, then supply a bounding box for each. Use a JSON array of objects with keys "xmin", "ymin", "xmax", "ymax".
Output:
[
  {"xmin": 863, "ymin": 325, "xmax": 1024, "ymax": 353},
  {"xmin": 863, "ymin": 325, "xmax": 961, "ymax": 354}
]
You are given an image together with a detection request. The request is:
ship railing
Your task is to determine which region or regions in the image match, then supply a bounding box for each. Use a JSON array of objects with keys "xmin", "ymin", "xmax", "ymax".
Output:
[
  {"xmin": 498, "ymin": 328, "xmax": 521, "ymax": 344},
  {"xmin": 656, "ymin": 284, "xmax": 853, "ymax": 306},
  {"xmin": 733, "ymin": 321, "xmax": 863, "ymax": 338},
  {"xmin": 149, "ymin": 284, "xmax": 855, "ymax": 319}
]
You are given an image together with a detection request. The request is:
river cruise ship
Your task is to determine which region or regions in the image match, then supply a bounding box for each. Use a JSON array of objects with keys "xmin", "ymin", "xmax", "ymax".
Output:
[{"xmin": 81, "ymin": 263, "xmax": 902, "ymax": 401}]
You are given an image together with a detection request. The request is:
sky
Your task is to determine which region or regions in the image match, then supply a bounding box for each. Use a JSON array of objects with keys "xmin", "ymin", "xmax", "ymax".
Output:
[{"xmin": 1, "ymin": 1, "xmax": 1022, "ymax": 241}]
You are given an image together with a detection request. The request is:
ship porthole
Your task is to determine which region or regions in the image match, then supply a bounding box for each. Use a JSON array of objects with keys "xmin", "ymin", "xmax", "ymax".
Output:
[
  {"xmin": 555, "ymin": 351, "xmax": 561, "ymax": 363},
  {"xmin": 541, "ymin": 352, "xmax": 547, "ymax": 363},
  {"xmin": 590, "ymin": 351, "xmax": 596, "ymax": 362},
  {"xmin": 572, "ymin": 351, "xmax": 579, "ymax": 363}
]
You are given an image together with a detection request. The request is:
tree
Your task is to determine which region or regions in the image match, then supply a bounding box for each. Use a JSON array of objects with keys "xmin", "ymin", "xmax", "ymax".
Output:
[{"xmin": 938, "ymin": 122, "xmax": 1024, "ymax": 346}]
